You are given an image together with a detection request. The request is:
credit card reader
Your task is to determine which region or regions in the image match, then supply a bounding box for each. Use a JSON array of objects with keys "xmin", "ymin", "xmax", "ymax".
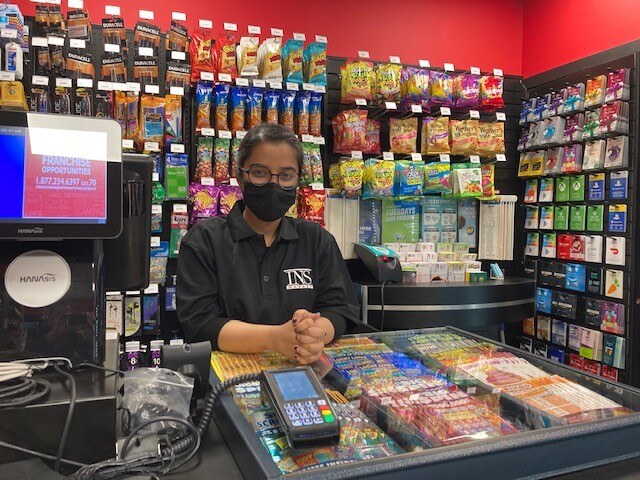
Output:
[
  {"xmin": 260, "ymin": 367, "xmax": 340, "ymax": 448},
  {"xmin": 354, "ymin": 243, "xmax": 403, "ymax": 283}
]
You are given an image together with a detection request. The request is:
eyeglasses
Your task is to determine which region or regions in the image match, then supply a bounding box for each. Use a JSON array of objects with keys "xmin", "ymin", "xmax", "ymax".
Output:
[{"xmin": 240, "ymin": 166, "xmax": 300, "ymax": 190}]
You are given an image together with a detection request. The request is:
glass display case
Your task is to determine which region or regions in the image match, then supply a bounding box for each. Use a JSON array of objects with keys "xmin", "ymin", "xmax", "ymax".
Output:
[{"xmin": 210, "ymin": 327, "xmax": 640, "ymax": 479}]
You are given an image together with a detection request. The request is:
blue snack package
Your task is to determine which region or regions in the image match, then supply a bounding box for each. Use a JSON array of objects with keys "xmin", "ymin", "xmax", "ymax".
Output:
[
  {"xmin": 196, "ymin": 81, "xmax": 213, "ymax": 130},
  {"xmin": 264, "ymin": 89, "xmax": 280, "ymax": 124},
  {"xmin": 303, "ymin": 42, "xmax": 327, "ymax": 85},
  {"xmin": 424, "ymin": 162, "xmax": 452, "ymax": 194},
  {"xmin": 214, "ymin": 83, "xmax": 230, "ymax": 131},
  {"xmin": 282, "ymin": 39, "xmax": 304, "ymax": 84},
  {"xmin": 393, "ymin": 159, "xmax": 424, "ymax": 197}
]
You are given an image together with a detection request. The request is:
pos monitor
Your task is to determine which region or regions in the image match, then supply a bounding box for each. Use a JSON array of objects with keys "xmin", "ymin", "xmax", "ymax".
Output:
[{"xmin": 0, "ymin": 111, "xmax": 122, "ymax": 239}]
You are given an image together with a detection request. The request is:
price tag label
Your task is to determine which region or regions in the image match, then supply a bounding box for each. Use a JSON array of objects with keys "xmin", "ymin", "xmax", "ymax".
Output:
[
  {"xmin": 470, "ymin": 66, "xmax": 481, "ymax": 75},
  {"xmin": 271, "ymin": 28, "xmax": 284, "ymax": 37},
  {"xmin": 77, "ymin": 78, "xmax": 93, "ymax": 88},
  {"xmin": 439, "ymin": 153, "xmax": 450, "ymax": 162},
  {"xmin": 358, "ymin": 50, "xmax": 370, "ymax": 59},
  {"xmin": 122, "ymin": 139, "xmax": 134, "ymax": 149},
  {"xmin": 467, "ymin": 387, "xmax": 477, "ymax": 395},
  {"xmin": 152, "ymin": 172, "xmax": 160, "ymax": 182},
  {"xmin": 56, "ymin": 77, "xmax": 72, "ymax": 88},
  {"xmin": 113, "ymin": 82, "xmax": 128, "ymax": 91},
  {"xmin": 383, "ymin": 152, "xmax": 394, "ymax": 161},
  {"xmin": 169, "ymin": 339, "xmax": 184, "ymax": 346},
  {"xmin": 411, "ymin": 104, "xmax": 422, "ymax": 113},
  {"xmin": 310, "ymin": 183, "xmax": 324, "ymax": 191},
  {"xmin": 419, "ymin": 59, "xmax": 430, "ymax": 68},
  {"xmin": 144, "ymin": 283, "xmax": 159, "ymax": 294},
  {"xmin": 493, "ymin": 68, "xmax": 504, "ymax": 77},
  {"xmin": 145, "ymin": 142, "xmax": 160, "ymax": 152},
  {"xmin": 172, "ymin": 11, "xmax": 187, "ymax": 21},
  {"xmin": 236, "ymin": 130, "xmax": 247, "ymax": 139},
  {"xmin": 315, "ymin": 35, "xmax": 328, "ymax": 43},
  {"xmin": 139, "ymin": 10, "xmax": 154, "ymax": 20},
  {"xmin": 201, "ymin": 177, "xmax": 215, "ymax": 185},
  {"xmin": 496, "ymin": 112, "xmax": 506, "ymax": 121},
  {"xmin": 235, "ymin": 77, "xmax": 249, "ymax": 86},
  {"xmin": 440, "ymin": 107, "xmax": 451, "ymax": 116},
  {"xmin": 199, "ymin": 19, "xmax": 213, "ymax": 29},
  {"xmin": 411, "ymin": 153, "xmax": 422, "ymax": 161},
  {"xmin": 105, "ymin": 5, "xmax": 121, "ymax": 15},
  {"xmin": 469, "ymin": 110, "xmax": 480, "ymax": 119},
  {"xmin": 224, "ymin": 22, "xmax": 238, "ymax": 31},
  {"xmin": 0, "ymin": 72, "xmax": 15, "ymax": 81},
  {"xmin": 351, "ymin": 151, "xmax": 363, "ymax": 160},
  {"xmin": 48, "ymin": 36, "xmax": 65, "ymax": 46},
  {"xmin": 68, "ymin": 0, "xmax": 83, "ymax": 8},
  {"xmin": 170, "ymin": 86, "xmax": 185, "ymax": 96},
  {"xmin": 301, "ymin": 134, "xmax": 314, "ymax": 143},
  {"xmin": 230, "ymin": 178, "xmax": 240, "ymax": 186},
  {"xmin": 269, "ymin": 81, "xmax": 283, "ymax": 90},
  {"xmin": 32, "ymin": 75, "xmax": 49, "ymax": 86},
  {"xmin": 385, "ymin": 101, "xmax": 397, "ymax": 110},
  {"xmin": 32, "ymin": 37, "xmax": 49, "ymax": 47},
  {"xmin": 201, "ymin": 128, "xmax": 216, "ymax": 137},
  {"xmin": 219, "ymin": 130, "xmax": 232, "ymax": 139},
  {"xmin": 313, "ymin": 136, "xmax": 326, "ymax": 145},
  {"xmin": 355, "ymin": 98, "xmax": 367, "ymax": 106},
  {"xmin": 496, "ymin": 154, "xmax": 507, "ymax": 162},
  {"xmin": 253, "ymin": 79, "xmax": 266, "ymax": 88},
  {"xmin": 470, "ymin": 155, "xmax": 481, "ymax": 164},
  {"xmin": 1, "ymin": 29, "xmax": 17, "ymax": 39},
  {"xmin": 303, "ymin": 83, "xmax": 315, "ymax": 91},
  {"xmin": 293, "ymin": 32, "xmax": 306, "ymax": 41},
  {"xmin": 248, "ymin": 25, "xmax": 261, "ymax": 35},
  {"xmin": 69, "ymin": 39, "xmax": 86, "ymax": 49},
  {"xmin": 150, "ymin": 237, "xmax": 161, "ymax": 247},
  {"xmin": 171, "ymin": 51, "xmax": 186, "ymax": 61},
  {"xmin": 170, "ymin": 143, "xmax": 185, "ymax": 153},
  {"xmin": 389, "ymin": 55, "xmax": 401, "ymax": 64},
  {"xmin": 200, "ymin": 72, "xmax": 214, "ymax": 81},
  {"xmin": 286, "ymin": 82, "xmax": 299, "ymax": 91},
  {"xmin": 444, "ymin": 63, "xmax": 455, "ymax": 72},
  {"xmin": 127, "ymin": 82, "xmax": 141, "ymax": 93},
  {"xmin": 491, "ymin": 388, "xmax": 501, "ymax": 395},
  {"xmin": 98, "ymin": 81, "xmax": 113, "ymax": 91},
  {"xmin": 139, "ymin": 47, "xmax": 153, "ymax": 57},
  {"xmin": 173, "ymin": 204, "xmax": 188, "ymax": 213},
  {"xmin": 151, "ymin": 205, "xmax": 162, "ymax": 214},
  {"xmin": 104, "ymin": 43, "xmax": 120, "ymax": 53},
  {"xmin": 219, "ymin": 73, "xmax": 232, "ymax": 83},
  {"xmin": 314, "ymin": 85, "xmax": 326, "ymax": 93}
]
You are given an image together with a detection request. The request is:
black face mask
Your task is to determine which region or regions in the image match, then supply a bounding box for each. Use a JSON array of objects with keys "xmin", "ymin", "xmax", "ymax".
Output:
[{"xmin": 242, "ymin": 182, "xmax": 296, "ymax": 222}]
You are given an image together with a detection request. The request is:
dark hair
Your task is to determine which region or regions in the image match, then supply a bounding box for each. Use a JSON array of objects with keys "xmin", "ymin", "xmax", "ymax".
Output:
[{"xmin": 237, "ymin": 124, "xmax": 304, "ymax": 174}]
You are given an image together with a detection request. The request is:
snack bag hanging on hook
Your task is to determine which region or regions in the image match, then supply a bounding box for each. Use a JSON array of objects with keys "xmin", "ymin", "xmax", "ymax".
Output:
[
  {"xmin": 283, "ymin": 39, "xmax": 304, "ymax": 84},
  {"xmin": 215, "ymin": 32, "xmax": 238, "ymax": 78},
  {"xmin": 190, "ymin": 27, "xmax": 215, "ymax": 83}
]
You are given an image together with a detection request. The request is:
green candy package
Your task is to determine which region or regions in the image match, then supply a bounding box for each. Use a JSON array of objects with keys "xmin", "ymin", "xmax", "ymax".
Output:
[
  {"xmin": 300, "ymin": 142, "xmax": 314, "ymax": 186},
  {"xmin": 310, "ymin": 143, "xmax": 324, "ymax": 184},
  {"xmin": 303, "ymin": 42, "xmax": 327, "ymax": 85},
  {"xmin": 231, "ymin": 138, "xmax": 241, "ymax": 179},
  {"xmin": 451, "ymin": 163, "xmax": 482, "ymax": 197},
  {"xmin": 282, "ymin": 39, "xmax": 304, "ymax": 84},
  {"xmin": 214, "ymin": 137, "xmax": 231, "ymax": 184},
  {"xmin": 195, "ymin": 136, "xmax": 213, "ymax": 181},
  {"xmin": 362, "ymin": 158, "xmax": 394, "ymax": 198},
  {"xmin": 165, "ymin": 153, "xmax": 189, "ymax": 200},
  {"xmin": 424, "ymin": 162, "xmax": 452, "ymax": 194},
  {"xmin": 393, "ymin": 159, "xmax": 424, "ymax": 197}
]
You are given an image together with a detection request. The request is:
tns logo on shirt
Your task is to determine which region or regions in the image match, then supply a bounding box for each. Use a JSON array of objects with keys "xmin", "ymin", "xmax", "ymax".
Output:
[{"xmin": 284, "ymin": 268, "xmax": 313, "ymax": 290}]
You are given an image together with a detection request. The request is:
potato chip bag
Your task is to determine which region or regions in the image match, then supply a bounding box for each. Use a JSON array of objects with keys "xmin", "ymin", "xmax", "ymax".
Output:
[
  {"xmin": 453, "ymin": 73, "xmax": 480, "ymax": 109},
  {"xmin": 214, "ymin": 137, "xmax": 231, "ymax": 184},
  {"xmin": 279, "ymin": 90, "xmax": 296, "ymax": 131},
  {"xmin": 215, "ymin": 32, "xmax": 238, "ymax": 78},
  {"xmin": 303, "ymin": 42, "xmax": 327, "ymax": 85},
  {"xmin": 230, "ymin": 86, "xmax": 247, "ymax": 133},
  {"xmin": 257, "ymin": 37, "xmax": 283, "ymax": 81},
  {"xmin": 332, "ymin": 109, "xmax": 367, "ymax": 154},
  {"xmin": 237, "ymin": 36, "xmax": 259, "ymax": 77},
  {"xmin": 283, "ymin": 39, "xmax": 304, "ymax": 84},
  {"xmin": 429, "ymin": 71, "xmax": 454, "ymax": 108},
  {"xmin": 478, "ymin": 121, "xmax": 505, "ymax": 157},
  {"xmin": 363, "ymin": 119, "xmax": 381, "ymax": 155},
  {"xmin": 389, "ymin": 117, "xmax": 418, "ymax": 154},
  {"xmin": 424, "ymin": 162, "xmax": 452, "ymax": 194},
  {"xmin": 481, "ymin": 163, "xmax": 495, "ymax": 198},
  {"xmin": 298, "ymin": 187, "xmax": 326, "ymax": 226},
  {"xmin": 363, "ymin": 158, "xmax": 394, "ymax": 198},
  {"xmin": 480, "ymin": 75, "xmax": 504, "ymax": 110},
  {"xmin": 339, "ymin": 158, "xmax": 364, "ymax": 198},
  {"xmin": 393, "ymin": 160, "xmax": 424, "ymax": 197},
  {"xmin": 219, "ymin": 185, "xmax": 243, "ymax": 215},
  {"xmin": 189, "ymin": 27, "xmax": 215, "ymax": 83},
  {"xmin": 450, "ymin": 119, "xmax": 479, "ymax": 156},
  {"xmin": 295, "ymin": 91, "xmax": 311, "ymax": 135},
  {"xmin": 375, "ymin": 63, "xmax": 402, "ymax": 103},
  {"xmin": 264, "ymin": 90, "xmax": 280, "ymax": 124},
  {"xmin": 309, "ymin": 92, "xmax": 322, "ymax": 136},
  {"xmin": 214, "ymin": 83, "xmax": 230, "ymax": 131},
  {"xmin": 341, "ymin": 60, "xmax": 374, "ymax": 103},
  {"xmin": 246, "ymin": 86, "xmax": 263, "ymax": 129},
  {"xmin": 421, "ymin": 116, "xmax": 450, "ymax": 154},
  {"xmin": 196, "ymin": 81, "xmax": 213, "ymax": 130}
]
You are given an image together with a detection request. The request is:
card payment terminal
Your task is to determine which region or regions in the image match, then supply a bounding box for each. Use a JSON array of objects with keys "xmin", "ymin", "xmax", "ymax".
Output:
[{"xmin": 260, "ymin": 367, "xmax": 340, "ymax": 448}]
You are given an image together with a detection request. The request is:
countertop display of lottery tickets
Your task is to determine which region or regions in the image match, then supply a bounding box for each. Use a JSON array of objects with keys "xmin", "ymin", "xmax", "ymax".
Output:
[
  {"xmin": 210, "ymin": 326, "xmax": 640, "ymax": 480},
  {"xmin": 517, "ymin": 46, "xmax": 640, "ymax": 387}
]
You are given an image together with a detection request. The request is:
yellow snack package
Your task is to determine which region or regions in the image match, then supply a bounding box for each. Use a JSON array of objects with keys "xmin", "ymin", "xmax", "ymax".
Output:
[
  {"xmin": 341, "ymin": 60, "xmax": 374, "ymax": 103},
  {"xmin": 339, "ymin": 158, "xmax": 364, "ymax": 197},
  {"xmin": 389, "ymin": 117, "xmax": 418, "ymax": 154},
  {"xmin": 421, "ymin": 116, "xmax": 450, "ymax": 154},
  {"xmin": 450, "ymin": 119, "xmax": 479, "ymax": 156},
  {"xmin": 478, "ymin": 121, "xmax": 505, "ymax": 157},
  {"xmin": 375, "ymin": 63, "xmax": 402, "ymax": 103}
]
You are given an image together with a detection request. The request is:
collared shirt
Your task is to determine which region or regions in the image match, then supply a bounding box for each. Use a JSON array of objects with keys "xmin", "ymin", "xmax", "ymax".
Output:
[{"xmin": 176, "ymin": 201, "xmax": 360, "ymax": 350}]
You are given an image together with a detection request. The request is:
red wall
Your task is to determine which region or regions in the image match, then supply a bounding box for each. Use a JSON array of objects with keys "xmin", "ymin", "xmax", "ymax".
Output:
[
  {"xmin": 523, "ymin": 0, "xmax": 640, "ymax": 77},
  {"xmin": 17, "ymin": 0, "xmax": 524, "ymax": 75}
]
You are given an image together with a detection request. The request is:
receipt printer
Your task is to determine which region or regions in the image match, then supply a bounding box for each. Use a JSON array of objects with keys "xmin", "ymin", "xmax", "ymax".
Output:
[{"xmin": 354, "ymin": 244, "xmax": 402, "ymax": 284}]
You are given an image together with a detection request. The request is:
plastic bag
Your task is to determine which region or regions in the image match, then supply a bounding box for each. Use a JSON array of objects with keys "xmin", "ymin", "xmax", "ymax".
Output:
[
  {"xmin": 451, "ymin": 163, "xmax": 482, "ymax": 197},
  {"xmin": 247, "ymin": 87, "xmax": 264, "ymax": 129},
  {"xmin": 450, "ymin": 119, "xmax": 479, "ymax": 156},
  {"xmin": 339, "ymin": 158, "xmax": 364, "ymax": 198},
  {"xmin": 230, "ymin": 86, "xmax": 247, "ymax": 133},
  {"xmin": 215, "ymin": 32, "xmax": 238, "ymax": 78},
  {"xmin": 309, "ymin": 92, "xmax": 322, "ymax": 136},
  {"xmin": 389, "ymin": 117, "xmax": 418, "ymax": 154},
  {"xmin": 481, "ymin": 163, "xmax": 495, "ymax": 198},
  {"xmin": 363, "ymin": 158, "xmax": 394, "ymax": 198},
  {"xmin": 195, "ymin": 136, "xmax": 213, "ymax": 181},
  {"xmin": 214, "ymin": 137, "xmax": 231, "ymax": 183},
  {"xmin": 295, "ymin": 91, "xmax": 311, "ymax": 135},
  {"xmin": 257, "ymin": 37, "xmax": 283, "ymax": 81},
  {"xmin": 400, "ymin": 67, "xmax": 429, "ymax": 109},
  {"xmin": 264, "ymin": 90, "xmax": 280, "ymax": 124},
  {"xmin": 375, "ymin": 63, "xmax": 402, "ymax": 104},
  {"xmin": 196, "ymin": 81, "xmax": 213, "ymax": 130},
  {"xmin": 214, "ymin": 84, "xmax": 230, "ymax": 131},
  {"xmin": 189, "ymin": 183, "xmax": 220, "ymax": 224},
  {"xmin": 237, "ymin": 36, "xmax": 259, "ymax": 77},
  {"xmin": 219, "ymin": 185, "xmax": 243, "ymax": 215},
  {"xmin": 480, "ymin": 75, "xmax": 504, "ymax": 110},
  {"xmin": 282, "ymin": 39, "xmax": 304, "ymax": 84},
  {"xmin": 341, "ymin": 60, "xmax": 374, "ymax": 103},
  {"xmin": 421, "ymin": 116, "xmax": 450, "ymax": 154},
  {"xmin": 453, "ymin": 73, "xmax": 480, "ymax": 109},
  {"xmin": 332, "ymin": 109, "xmax": 367, "ymax": 154},
  {"xmin": 149, "ymin": 241, "xmax": 169, "ymax": 284},
  {"xmin": 393, "ymin": 159, "xmax": 424, "ymax": 197},
  {"xmin": 301, "ymin": 142, "xmax": 314, "ymax": 186},
  {"xmin": 279, "ymin": 90, "xmax": 296, "ymax": 131},
  {"xmin": 478, "ymin": 121, "xmax": 505, "ymax": 157},
  {"xmin": 363, "ymin": 119, "xmax": 381, "ymax": 155},
  {"xmin": 429, "ymin": 71, "xmax": 453, "ymax": 108},
  {"xmin": 189, "ymin": 28, "xmax": 214, "ymax": 83},
  {"xmin": 303, "ymin": 42, "xmax": 327, "ymax": 85},
  {"xmin": 424, "ymin": 162, "xmax": 452, "ymax": 194}
]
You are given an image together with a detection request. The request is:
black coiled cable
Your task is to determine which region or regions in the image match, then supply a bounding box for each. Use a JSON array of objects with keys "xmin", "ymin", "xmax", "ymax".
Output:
[{"xmin": 0, "ymin": 376, "xmax": 51, "ymax": 408}]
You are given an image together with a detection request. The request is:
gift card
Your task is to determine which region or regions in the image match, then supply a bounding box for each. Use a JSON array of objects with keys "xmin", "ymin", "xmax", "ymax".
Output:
[
  {"xmin": 536, "ymin": 315, "xmax": 550, "ymax": 341},
  {"xmin": 610, "ymin": 171, "xmax": 628, "ymax": 200},
  {"xmin": 523, "ymin": 317, "xmax": 535, "ymax": 336},
  {"xmin": 557, "ymin": 234, "xmax": 572, "ymax": 260},
  {"xmin": 586, "ymin": 205, "xmax": 604, "ymax": 232},
  {"xmin": 525, "ymin": 206, "xmax": 539, "ymax": 229},
  {"xmin": 605, "ymin": 269, "xmax": 624, "ymax": 299},
  {"xmin": 584, "ymin": 235, "xmax": 603, "ymax": 263},
  {"xmin": 541, "ymin": 233, "xmax": 557, "ymax": 258},
  {"xmin": 540, "ymin": 206, "xmax": 554, "ymax": 230},
  {"xmin": 539, "ymin": 177, "xmax": 554, "ymax": 202},
  {"xmin": 586, "ymin": 267, "xmax": 603, "ymax": 295},
  {"xmin": 551, "ymin": 319, "xmax": 567, "ymax": 346},
  {"xmin": 554, "ymin": 205, "xmax": 569, "ymax": 230},
  {"xmin": 605, "ymin": 236, "xmax": 626, "ymax": 266},
  {"xmin": 536, "ymin": 287, "xmax": 553, "ymax": 314},
  {"xmin": 524, "ymin": 179, "xmax": 538, "ymax": 203},
  {"xmin": 585, "ymin": 297, "xmax": 603, "ymax": 327},
  {"xmin": 526, "ymin": 232, "xmax": 540, "ymax": 257},
  {"xmin": 569, "ymin": 234, "xmax": 585, "ymax": 261},
  {"xmin": 538, "ymin": 261, "xmax": 555, "ymax": 286},
  {"xmin": 588, "ymin": 173, "xmax": 605, "ymax": 201},
  {"xmin": 601, "ymin": 301, "xmax": 625, "ymax": 335},
  {"xmin": 569, "ymin": 205, "xmax": 586, "ymax": 231},
  {"xmin": 608, "ymin": 204, "xmax": 627, "ymax": 233},
  {"xmin": 565, "ymin": 263, "xmax": 586, "ymax": 292},
  {"xmin": 568, "ymin": 325, "xmax": 582, "ymax": 351},
  {"xmin": 569, "ymin": 175, "xmax": 585, "ymax": 201},
  {"xmin": 555, "ymin": 176, "xmax": 570, "ymax": 202}
]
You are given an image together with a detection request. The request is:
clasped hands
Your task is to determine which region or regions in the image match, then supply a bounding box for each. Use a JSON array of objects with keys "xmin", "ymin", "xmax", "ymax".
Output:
[{"xmin": 273, "ymin": 309, "xmax": 327, "ymax": 365}]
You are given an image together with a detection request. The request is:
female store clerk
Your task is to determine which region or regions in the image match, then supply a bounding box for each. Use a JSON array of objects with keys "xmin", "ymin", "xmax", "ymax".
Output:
[{"xmin": 177, "ymin": 124, "xmax": 359, "ymax": 365}]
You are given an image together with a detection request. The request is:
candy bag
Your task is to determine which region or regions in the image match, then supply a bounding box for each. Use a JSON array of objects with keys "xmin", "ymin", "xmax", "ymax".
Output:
[
  {"xmin": 189, "ymin": 183, "xmax": 220, "ymax": 224},
  {"xmin": 246, "ymin": 87, "xmax": 264, "ymax": 129},
  {"xmin": 189, "ymin": 27, "xmax": 215, "ymax": 83},
  {"xmin": 295, "ymin": 91, "xmax": 311, "ymax": 135},
  {"xmin": 362, "ymin": 158, "xmax": 394, "ymax": 198},
  {"xmin": 219, "ymin": 185, "xmax": 243, "ymax": 215},
  {"xmin": 453, "ymin": 73, "xmax": 480, "ymax": 109},
  {"xmin": 479, "ymin": 75, "xmax": 504, "ymax": 110},
  {"xmin": 195, "ymin": 136, "xmax": 213, "ymax": 181},
  {"xmin": 310, "ymin": 143, "xmax": 324, "ymax": 184},
  {"xmin": 282, "ymin": 39, "xmax": 304, "ymax": 84},
  {"xmin": 329, "ymin": 162, "xmax": 342, "ymax": 190},
  {"xmin": 230, "ymin": 138, "xmax": 241, "ymax": 178},
  {"xmin": 421, "ymin": 116, "xmax": 450, "ymax": 154},
  {"xmin": 279, "ymin": 90, "xmax": 296, "ymax": 131},
  {"xmin": 303, "ymin": 42, "xmax": 327, "ymax": 85},
  {"xmin": 309, "ymin": 92, "xmax": 322, "ymax": 136},
  {"xmin": 214, "ymin": 83, "xmax": 230, "ymax": 131},
  {"xmin": 424, "ymin": 162, "xmax": 452, "ymax": 194},
  {"xmin": 237, "ymin": 36, "xmax": 259, "ymax": 77},
  {"xmin": 257, "ymin": 37, "xmax": 283, "ymax": 81},
  {"xmin": 164, "ymin": 94, "xmax": 183, "ymax": 144},
  {"xmin": 339, "ymin": 158, "xmax": 364, "ymax": 198},
  {"xmin": 332, "ymin": 109, "xmax": 367, "ymax": 154},
  {"xmin": 393, "ymin": 159, "xmax": 424, "ymax": 197},
  {"xmin": 400, "ymin": 67, "xmax": 429, "ymax": 109},
  {"xmin": 451, "ymin": 163, "xmax": 482, "ymax": 197},
  {"xmin": 429, "ymin": 71, "xmax": 453, "ymax": 108},
  {"xmin": 230, "ymin": 86, "xmax": 247, "ymax": 133},
  {"xmin": 215, "ymin": 32, "xmax": 238, "ymax": 78},
  {"xmin": 196, "ymin": 81, "xmax": 213, "ymax": 131},
  {"xmin": 375, "ymin": 63, "xmax": 402, "ymax": 104},
  {"xmin": 389, "ymin": 117, "xmax": 418, "ymax": 154},
  {"xmin": 341, "ymin": 60, "xmax": 374, "ymax": 103},
  {"xmin": 363, "ymin": 119, "xmax": 381, "ymax": 155},
  {"xmin": 298, "ymin": 187, "xmax": 326, "ymax": 226},
  {"xmin": 481, "ymin": 163, "xmax": 495, "ymax": 198},
  {"xmin": 214, "ymin": 137, "xmax": 231, "ymax": 183},
  {"xmin": 450, "ymin": 119, "xmax": 479, "ymax": 156},
  {"xmin": 478, "ymin": 121, "xmax": 505, "ymax": 157},
  {"xmin": 264, "ymin": 90, "xmax": 280, "ymax": 124}
]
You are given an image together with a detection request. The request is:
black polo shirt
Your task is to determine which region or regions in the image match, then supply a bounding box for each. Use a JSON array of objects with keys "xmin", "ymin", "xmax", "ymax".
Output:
[{"xmin": 176, "ymin": 201, "xmax": 360, "ymax": 350}]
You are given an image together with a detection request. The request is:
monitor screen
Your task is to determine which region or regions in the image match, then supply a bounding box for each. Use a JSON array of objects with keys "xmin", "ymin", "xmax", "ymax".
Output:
[
  {"xmin": 273, "ymin": 370, "xmax": 319, "ymax": 401},
  {"xmin": 0, "ymin": 112, "xmax": 122, "ymax": 239}
]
